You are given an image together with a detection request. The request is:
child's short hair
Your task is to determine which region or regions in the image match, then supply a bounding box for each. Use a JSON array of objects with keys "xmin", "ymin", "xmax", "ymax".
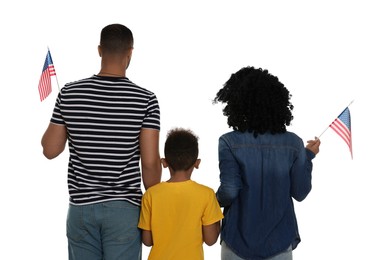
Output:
[{"xmin": 164, "ymin": 128, "xmax": 199, "ymax": 171}]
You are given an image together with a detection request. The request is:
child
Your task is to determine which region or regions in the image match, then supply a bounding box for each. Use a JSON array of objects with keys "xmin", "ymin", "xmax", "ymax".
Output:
[{"xmin": 138, "ymin": 127, "xmax": 224, "ymax": 260}]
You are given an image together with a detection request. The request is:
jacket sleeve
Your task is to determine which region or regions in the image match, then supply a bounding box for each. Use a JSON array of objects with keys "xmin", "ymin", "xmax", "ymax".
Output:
[
  {"xmin": 290, "ymin": 146, "xmax": 315, "ymax": 202},
  {"xmin": 216, "ymin": 137, "xmax": 243, "ymax": 207}
]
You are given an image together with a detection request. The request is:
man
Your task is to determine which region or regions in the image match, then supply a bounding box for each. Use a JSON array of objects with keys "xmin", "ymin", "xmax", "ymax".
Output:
[{"xmin": 41, "ymin": 23, "xmax": 162, "ymax": 260}]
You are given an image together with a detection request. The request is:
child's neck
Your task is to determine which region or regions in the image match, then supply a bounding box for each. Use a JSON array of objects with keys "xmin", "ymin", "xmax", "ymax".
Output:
[{"xmin": 167, "ymin": 171, "xmax": 192, "ymax": 183}]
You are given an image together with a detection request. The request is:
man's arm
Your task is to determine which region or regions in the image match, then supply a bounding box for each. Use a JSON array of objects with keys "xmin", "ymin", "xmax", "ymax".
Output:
[
  {"xmin": 139, "ymin": 128, "xmax": 162, "ymax": 190},
  {"xmin": 202, "ymin": 221, "xmax": 221, "ymax": 246},
  {"xmin": 41, "ymin": 123, "xmax": 67, "ymax": 159},
  {"xmin": 141, "ymin": 229, "xmax": 153, "ymax": 246}
]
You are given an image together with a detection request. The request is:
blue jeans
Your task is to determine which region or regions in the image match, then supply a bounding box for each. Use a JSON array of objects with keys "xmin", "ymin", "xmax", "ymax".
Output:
[
  {"xmin": 221, "ymin": 241, "xmax": 292, "ymax": 260},
  {"xmin": 67, "ymin": 201, "xmax": 142, "ymax": 260}
]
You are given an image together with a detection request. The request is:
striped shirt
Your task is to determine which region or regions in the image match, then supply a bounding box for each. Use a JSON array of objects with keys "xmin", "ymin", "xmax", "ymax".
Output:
[{"xmin": 50, "ymin": 75, "xmax": 160, "ymax": 206}]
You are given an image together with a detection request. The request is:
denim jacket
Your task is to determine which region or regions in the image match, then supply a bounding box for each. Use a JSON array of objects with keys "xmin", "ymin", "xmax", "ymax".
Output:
[{"xmin": 216, "ymin": 131, "xmax": 315, "ymax": 260}]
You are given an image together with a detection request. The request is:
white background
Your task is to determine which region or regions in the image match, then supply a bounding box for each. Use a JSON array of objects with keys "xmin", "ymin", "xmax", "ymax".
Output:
[{"xmin": 1, "ymin": 1, "xmax": 384, "ymax": 259}]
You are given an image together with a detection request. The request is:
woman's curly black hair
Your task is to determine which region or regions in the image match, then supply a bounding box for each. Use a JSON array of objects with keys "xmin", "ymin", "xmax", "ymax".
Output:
[{"xmin": 213, "ymin": 66, "xmax": 293, "ymax": 135}]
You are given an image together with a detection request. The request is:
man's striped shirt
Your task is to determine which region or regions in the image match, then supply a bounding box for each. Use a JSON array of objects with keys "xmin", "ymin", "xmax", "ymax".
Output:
[{"xmin": 50, "ymin": 75, "xmax": 160, "ymax": 206}]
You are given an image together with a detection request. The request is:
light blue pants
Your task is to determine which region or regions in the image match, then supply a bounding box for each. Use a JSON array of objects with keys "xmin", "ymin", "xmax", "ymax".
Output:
[
  {"xmin": 67, "ymin": 201, "xmax": 141, "ymax": 260},
  {"xmin": 221, "ymin": 241, "xmax": 292, "ymax": 260}
]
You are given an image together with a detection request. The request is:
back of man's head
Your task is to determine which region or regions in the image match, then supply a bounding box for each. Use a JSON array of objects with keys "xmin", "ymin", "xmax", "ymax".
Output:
[{"xmin": 100, "ymin": 24, "xmax": 134, "ymax": 54}]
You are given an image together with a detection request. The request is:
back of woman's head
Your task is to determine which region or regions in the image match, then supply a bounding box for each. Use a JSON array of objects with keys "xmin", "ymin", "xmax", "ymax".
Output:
[{"xmin": 213, "ymin": 66, "xmax": 293, "ymax": 135}]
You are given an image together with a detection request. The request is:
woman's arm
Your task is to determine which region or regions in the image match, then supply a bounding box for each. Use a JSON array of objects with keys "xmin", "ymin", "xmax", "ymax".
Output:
[{"xmin": 216, "ymin": 138, "xmax": 242, "ymax": 207}]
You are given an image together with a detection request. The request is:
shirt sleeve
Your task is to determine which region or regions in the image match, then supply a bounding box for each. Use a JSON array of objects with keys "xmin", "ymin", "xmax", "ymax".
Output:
[
  {"xmin": 50, "ymin": 92, "xmax": 65, "ymax": 125},
  {"xmin": 142, "ymin": 93, "xmax": 160, "ymax": 131},
  {"xmin": 138, "ymin": 192, "xmax": 152, "ymax": 230},
  {"xmin": 202, "ymin": 189, "xmax": 224, "ymax": 226}
]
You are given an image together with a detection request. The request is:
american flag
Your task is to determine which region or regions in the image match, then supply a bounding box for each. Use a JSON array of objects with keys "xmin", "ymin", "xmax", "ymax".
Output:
[
  {"xmin": 330, "ymin": 107, "xmax": 353, "ymax": 159},
  {"xmin": 38, "ymin": 50, "xmax": 56, "ymax": 101}
]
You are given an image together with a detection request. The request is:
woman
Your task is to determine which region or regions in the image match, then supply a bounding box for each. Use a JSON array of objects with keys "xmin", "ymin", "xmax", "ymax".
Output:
[{"xmin": 214, "ymin": 66, "xmax": 320, "ymax": 260}]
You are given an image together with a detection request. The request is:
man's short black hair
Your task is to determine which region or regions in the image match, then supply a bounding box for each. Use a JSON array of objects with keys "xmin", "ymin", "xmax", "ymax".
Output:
[{"xmin": 100, "ymin": 24, "xmax": 134, "ymax": 54}]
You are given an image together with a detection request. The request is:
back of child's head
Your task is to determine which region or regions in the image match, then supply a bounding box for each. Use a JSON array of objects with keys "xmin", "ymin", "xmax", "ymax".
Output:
[{"xmin": 164, "ymin": 128, "xmax": 199, "ymax": 171}]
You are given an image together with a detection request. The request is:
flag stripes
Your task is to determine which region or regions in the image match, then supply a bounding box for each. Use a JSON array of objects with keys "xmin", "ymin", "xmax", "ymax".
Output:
[
  {"xmin": 38, "ymin": 50, "xmax": 56, "ymax": 101},
  {"xmin": 330, "ymin": 118, "xmax": 351, "ymax": 150},
  {"xmin": 329, "ymin": 107, "xmax": 353, "ymax": 159}
]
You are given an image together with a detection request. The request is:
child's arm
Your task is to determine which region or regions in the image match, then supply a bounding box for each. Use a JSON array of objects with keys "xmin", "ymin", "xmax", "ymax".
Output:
[
  {"xmin": 141, "ymin": 229, "xmax": 153, "ymax": 246},
  {"xmin": 202, "ymin": 221, "xmax": 221, "ymax": 246}
]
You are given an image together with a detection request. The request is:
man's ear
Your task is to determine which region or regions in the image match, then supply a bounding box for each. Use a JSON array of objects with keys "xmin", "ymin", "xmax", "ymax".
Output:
[
  {"xmin": 126, "ymin": 47, "xmax": 133, "ymax": 60},
  {"xmin": 125, "ymin": 48, "xmax": 133, "ymax": 68},
  {"xmin": 98, "ymin": 45, "xmax": 102, "ymax": 57}
]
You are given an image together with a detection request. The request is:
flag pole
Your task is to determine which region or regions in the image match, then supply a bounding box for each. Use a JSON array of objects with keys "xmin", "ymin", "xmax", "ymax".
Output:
[
  {"xmin": 47, "ymin": 46, "xmax": 60, "ymax": 91},
  {"xmin": 54, "ymin": 71, "xmax": 60, "ymax": 91},
  {"xmin": 317, "ymin": 100, "xmax": 354, "ymax": 138}
]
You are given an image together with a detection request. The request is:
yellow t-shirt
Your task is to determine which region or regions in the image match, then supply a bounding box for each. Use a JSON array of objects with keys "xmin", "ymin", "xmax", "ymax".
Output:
[{"xmin": 138, "ymin": 180, "xmax": 224, "ymax": 260}]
